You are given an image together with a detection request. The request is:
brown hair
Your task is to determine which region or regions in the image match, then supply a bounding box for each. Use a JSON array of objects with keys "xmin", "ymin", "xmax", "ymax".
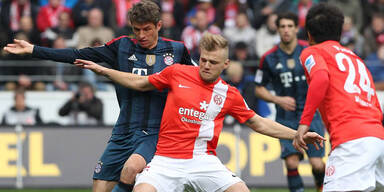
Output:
[{"xmin": 128, "ymin": 0, "xmax": 161, "ymax": 25}]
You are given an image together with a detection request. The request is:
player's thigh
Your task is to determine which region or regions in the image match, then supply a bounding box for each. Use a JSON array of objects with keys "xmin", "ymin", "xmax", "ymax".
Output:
[
  {"xmin": 135, "ymin": 155, "xmax": 185, "ymax": 192},
  {"xmin": 120, "ymin": 131, "xmax": 158, "ymax": 180},
  {"xmin": 284, "ymin": 154, "xmax": 301, "ymax": 169},
  {"xmin": 280, "ymin": 138, "xmax": 303, "ymax": 160},
  {"xmin": 188, "ymin": 155, "xmax": 245, "ymax": 192},
  {"xmin": 93, "ymin": 179, "xmax": 117, "ymax": 192},
  {"xmin": 93, "ymin": 134, "xmax": 135, "ymax": 181},
  {"xmin": 133, "ymin": 183, "xmax": 157, "ymax": 192},
  {"xmin": 133, "ymin": 132, "xmax": 158, "ymax": 165},
  {"xmin": 308, "ymin": 157, "xmax": 325, "ymax": 171},
  {"xmin": 122, "ymin": 154, "xmax": 147, "ymax": 173},
  {"xmin": 375, "ymin": 138, "xmax": 384, "ymax": 190},
  {"xmin": 323, "ymin": 137, "xmax": 383, "ymax": 192},
  {"xmin": 306, "ymin": 118, "xmax": 325, "ymax": 159},
  {"xmin": 224, "ymin": 182, "xmax": 250, "ymax": 192}
]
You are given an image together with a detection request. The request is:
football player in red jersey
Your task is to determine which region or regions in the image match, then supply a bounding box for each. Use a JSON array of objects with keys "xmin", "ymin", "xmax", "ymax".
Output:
[
  {"xmin": 75, "ymin": 33, "xmax": 325, "ymax": 192},
  {"xmin": 293, "ymin": 3, "xmax": 384, "ymax": 192}
]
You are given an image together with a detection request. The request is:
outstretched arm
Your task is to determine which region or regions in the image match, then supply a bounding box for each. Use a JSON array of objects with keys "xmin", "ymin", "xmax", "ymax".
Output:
[
  {"xmin": 75, "ymin": 59, "xmax": 156, "ymax": 91},
  {"xmin": 245, "ymin": 114, "xmax": 325, "ymax": 153}
]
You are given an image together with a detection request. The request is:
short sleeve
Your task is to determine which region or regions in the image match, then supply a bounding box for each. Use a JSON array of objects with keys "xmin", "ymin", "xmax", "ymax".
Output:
[
  {"xmin": 228, "ymin": 89, "xmax": 256, "ymax": 123},
  {"xmin": 148, "ymin": 64, "xmax": 177, "ymax": 91},
  {"xmin": 254, "ymin": 55, "xmax": 271, "ymax": 86}
]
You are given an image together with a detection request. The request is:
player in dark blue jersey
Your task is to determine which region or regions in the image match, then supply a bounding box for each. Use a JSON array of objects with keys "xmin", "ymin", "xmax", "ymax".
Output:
[
  {"xmin": 254, "ymin": 12, "xmax": 325, "ymax": 192},
  {"xmin": 3, "ymin": 1, "xmax": 195, "ymax": 192}
]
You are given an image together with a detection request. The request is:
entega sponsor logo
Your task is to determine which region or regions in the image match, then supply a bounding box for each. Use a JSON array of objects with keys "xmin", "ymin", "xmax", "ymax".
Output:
[{"xmin": 178, "ymin": 107, "xmax": 210, "ymax": 124}]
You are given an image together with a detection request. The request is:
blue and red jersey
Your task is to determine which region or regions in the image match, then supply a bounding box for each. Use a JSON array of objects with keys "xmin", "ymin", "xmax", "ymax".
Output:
[
  {"xmin": 33, "ymin": 36, "xmax": 195, "ymax": 134},
  {"xmin": 254, "ymin": 41, "xmax": 315, "ymax": 125}
]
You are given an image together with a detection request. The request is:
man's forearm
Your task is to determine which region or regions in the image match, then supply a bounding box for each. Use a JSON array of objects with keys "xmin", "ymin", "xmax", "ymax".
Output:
[
  {"xmin": 102, "ymin": 68, "xmax": 153, "ymax": 91},
  {"xmin": 254, "ymin": 86, "xmax": 277, "ymax": 103},
  {"xmin": 246, "ymin": 115, "xmax": 296, "ymax": 140}
]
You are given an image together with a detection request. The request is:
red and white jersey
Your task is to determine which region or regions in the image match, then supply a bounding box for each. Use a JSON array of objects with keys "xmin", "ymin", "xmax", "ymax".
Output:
[
  {"xmin": 300, "ymin": 40, "xmax": 384, "ymax": 149},
  {"xmin": 148, "ymin": 64, "xmax": 255, "ymax": 159}
]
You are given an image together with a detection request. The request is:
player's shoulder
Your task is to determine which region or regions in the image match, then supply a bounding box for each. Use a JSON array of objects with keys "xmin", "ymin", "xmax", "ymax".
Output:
[
  {"xmin": 169, "ymin": 63, "xmax": 197, "ymax": 71},
  {"xmin": 262, "ymin": 45, "xmax": 279, "ymax": 58},
  {"xmin": 106, "ymin": 35, "xmax": 137, "ymax": 46},
  {"xmin": 259, "ymin": 45, "xmax": 279, "ymax": 67},
  {"xmin": 298, "ymin": 40, "xmax": 309, "ymax": 48},
  {"xmin": 160, "ymin": 37, "xmax": 186, "ymax": 47}
]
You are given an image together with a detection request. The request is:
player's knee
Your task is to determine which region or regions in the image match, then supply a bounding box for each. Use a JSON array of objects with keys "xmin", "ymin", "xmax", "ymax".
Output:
[
  {"xmin": 285, "ymin": 155, "xmax": 300, "ymax": 169},
  {"xmin": 309, "ymin": 158, "xmax": 325, "ymax": 171},
  {"xmin": 122, "ymin": 163, "xmax": 144, "ymax": 175},
  {"xmin": 224, "ymin": 182, "xmax": 250, "ymax": 192},
  {"xmin": 120, "ymin": 164, "xmax": 144, "ymax": 184}
]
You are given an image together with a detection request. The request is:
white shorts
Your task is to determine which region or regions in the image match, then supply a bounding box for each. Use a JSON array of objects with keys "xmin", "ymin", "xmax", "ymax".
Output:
[
  {"xmin": 323, "ymin": 137, "xmax": 384, "ymax": 192},
  {"xmin": 135, "ymin": 155, "xmax": 243, "ymax": 192}
]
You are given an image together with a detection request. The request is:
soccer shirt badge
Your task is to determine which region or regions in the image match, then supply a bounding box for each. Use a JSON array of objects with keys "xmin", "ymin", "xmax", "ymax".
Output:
[
  {"xmin": 94, "ymin": 161, "xmax": 103, "ymax": 173},
  {"xmin": 287, "ymin": 58, "xmax": 295, "ymax": 69},
  {"xmin": 146, "ymin": 54, "xmax": 156, "ymax": 66},
  {"xmin": 163, "ymin": 53, "xmax": 175, "ymax": 65}
]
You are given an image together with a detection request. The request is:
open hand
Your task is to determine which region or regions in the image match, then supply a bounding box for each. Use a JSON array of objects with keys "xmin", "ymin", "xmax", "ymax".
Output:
[
  {"xmin": 3, "ymin": 39, "xmax": 34, "ymax": 54},
  {"xmin": 74, "ymin": 59, "xmax": 107, "ymax": 76},
  {"xmin": 293, "ymin": 124, "xmax": 325, "ymax": 153}
]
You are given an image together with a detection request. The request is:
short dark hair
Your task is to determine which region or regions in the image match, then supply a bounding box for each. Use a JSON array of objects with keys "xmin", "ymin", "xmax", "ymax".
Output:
[
  {"xmin": 305, "ymin": 3, "xmax": 344, "ymax": 43},
  {"xmin": 128, "ymin": 0, "xmax": 161, "ymax": 25},
  {"xmin": 276, "ymin": 12, "xmax": 298, "ymax": 27},
  {"xmin": 79, "ymin": 81, "xmax": 94, "ymax": 93}
]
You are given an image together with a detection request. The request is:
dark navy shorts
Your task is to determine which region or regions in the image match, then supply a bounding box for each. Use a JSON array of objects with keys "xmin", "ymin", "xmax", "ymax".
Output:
[
  {"xmin": 278, "ymin": 113, "xmax": 325, "ymax": 160},
  {"xmin": 93, "ymin": 129, "xmax": 158, "ymax": 181}
]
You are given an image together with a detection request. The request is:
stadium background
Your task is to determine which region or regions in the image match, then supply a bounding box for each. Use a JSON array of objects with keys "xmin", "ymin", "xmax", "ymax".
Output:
[{"xmin": 1, "ymin": 0, "xmax": 384, "ymax": 191}]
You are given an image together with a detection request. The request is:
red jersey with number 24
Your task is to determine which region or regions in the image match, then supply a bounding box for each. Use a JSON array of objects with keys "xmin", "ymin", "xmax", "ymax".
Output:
[
  {"xmin": 148, "ymin": 64, "xmax": 255, "ymax": 159},
  {"xmin": 300, "ymin": 40, "xmax": 384, "ymax": 149}
]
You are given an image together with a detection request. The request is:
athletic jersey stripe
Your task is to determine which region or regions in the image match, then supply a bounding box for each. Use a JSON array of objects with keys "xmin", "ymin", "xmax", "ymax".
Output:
[
  {"xmin": 142, "ymin": 66, "xmax": 154, "ymax": 131},
  {"xmin": 106, "ymin": 35, "xmax": 130, "ymax": 45},
  {"xmin": 193, "ymin": 80, "xmax": 228, "ymax": 156},
  {"xmin": 259, "ymin": 45, "xmax": 278, "ymax": 68}
]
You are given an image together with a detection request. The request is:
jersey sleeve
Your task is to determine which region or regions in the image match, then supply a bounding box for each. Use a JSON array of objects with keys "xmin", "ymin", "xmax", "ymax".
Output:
[
  {"xmin": 300, "ymin": 70, "xmax": 329, "ymax": 125},
  {"xmin": 228, "ymin": 89, "xmax": 256, "ymax": 123},
  {"xmin": 148, "ymin": 64, "xmax": 177, "ymax": 91},
  {"xmin": 300, "ymin": 47, "xmax": 329, "ymax": 82},
  {"xmin": 32, "ymin": 37, "xmax": 133, "ymax": 68},
  {"xmin": 254, "ymin": 54, "xmax": 271, "ymax": 86}
]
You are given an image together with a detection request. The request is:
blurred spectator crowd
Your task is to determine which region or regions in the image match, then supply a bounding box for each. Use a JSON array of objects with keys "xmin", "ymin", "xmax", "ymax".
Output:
[
  {"xmin": 0, "ymin": 0, "xmax": 383, "ymax": 91},
  {"xmin": 0, "ymin": 0, "xmax": 384, "ymax": 90},
  {"xmin": 0, "ymin": 0, "xmax": 384, "ymax": 126}
]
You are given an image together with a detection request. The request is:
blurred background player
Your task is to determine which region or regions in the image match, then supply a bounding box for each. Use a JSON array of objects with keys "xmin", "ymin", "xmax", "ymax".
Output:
[
  {"xmin": 254, "ymin": 12, "xmax": 325, "ymax": 192},
  {"xmin": 74, "ymin": 32, "xmax": 325, "ymax": 192},
  {"xmin": 293, "ymin": 3, "xmax": 384, "ymax": 192},
  {"xmin": 3, "ymin": 1, "xmax": 194, "ymax": 192}
]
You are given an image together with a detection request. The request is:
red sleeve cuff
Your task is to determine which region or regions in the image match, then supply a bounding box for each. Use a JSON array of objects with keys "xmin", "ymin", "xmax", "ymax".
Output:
[{"xmin": 148, "ymin": 75, "xmax": 163, "ymax": 91}]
